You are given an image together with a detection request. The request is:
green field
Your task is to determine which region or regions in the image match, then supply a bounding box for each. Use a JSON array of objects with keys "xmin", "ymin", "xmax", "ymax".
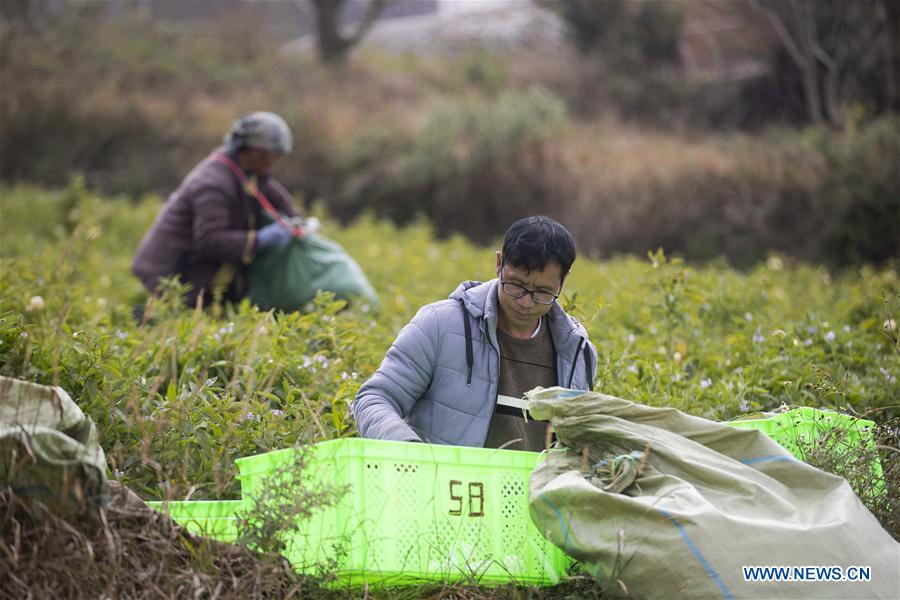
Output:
[{"xmin": 1, "ymin": 182, "xmax": 898, "ymax": 595}]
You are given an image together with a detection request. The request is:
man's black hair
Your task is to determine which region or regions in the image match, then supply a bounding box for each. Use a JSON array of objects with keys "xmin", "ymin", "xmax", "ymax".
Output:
[{"xmin": 500, "ymin": 216, "xmax": 576, "ymax": 281}]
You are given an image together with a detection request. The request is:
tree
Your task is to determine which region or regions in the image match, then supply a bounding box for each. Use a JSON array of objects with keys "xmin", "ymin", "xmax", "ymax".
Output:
[
  {"xmin": 751, "ymin": 0, "xmax": 898, "ymax": 128},
  {"xmin": 301, "ymin": 0, "xmax": 386, "ymax": 65}
]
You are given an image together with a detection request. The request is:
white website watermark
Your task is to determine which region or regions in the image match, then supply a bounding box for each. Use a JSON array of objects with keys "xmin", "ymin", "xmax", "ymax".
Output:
[{"xmin": 742, "ymin": 565, "xmax": 872, "ymax": 582}]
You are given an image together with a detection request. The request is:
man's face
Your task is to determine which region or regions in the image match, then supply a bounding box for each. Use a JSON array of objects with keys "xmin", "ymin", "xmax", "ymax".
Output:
[
  {"xmin": 495, "ymin": 252, "xmax": 564, "ymax": 331},
  {"xmin": 243, "ymin": 148, "xmax": 281, "ymax": 175}
]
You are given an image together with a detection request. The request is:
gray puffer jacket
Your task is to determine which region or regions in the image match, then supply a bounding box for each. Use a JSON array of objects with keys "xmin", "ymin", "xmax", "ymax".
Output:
[{"xmin": 351, "ymin": 279, "xmax": 598, "ymax": 446}]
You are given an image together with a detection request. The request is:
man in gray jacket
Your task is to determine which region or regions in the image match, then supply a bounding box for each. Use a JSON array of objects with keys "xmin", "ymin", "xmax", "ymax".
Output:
[{"xmin": 352, "ymin": 216, "xmax": 597, "ymax": 451}]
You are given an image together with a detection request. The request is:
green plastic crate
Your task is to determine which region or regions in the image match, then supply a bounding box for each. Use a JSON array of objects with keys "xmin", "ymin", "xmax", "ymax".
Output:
[
  {"xmin": 145, "ymin": 500, "xmax": 241, "ymax": 543},
  {"xmin": 235, "ymin": 438, "xmax": 569, "ymax": 586},
  {"xmin": 725, "ymin": 407, "xmax": 876, "ymax": 459}
]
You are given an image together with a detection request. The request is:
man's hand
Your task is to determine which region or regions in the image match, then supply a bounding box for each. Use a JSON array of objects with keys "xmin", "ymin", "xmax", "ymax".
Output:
[{"xmin": 256, "ymin": 222, "xmax": 293, "ymax": 249}]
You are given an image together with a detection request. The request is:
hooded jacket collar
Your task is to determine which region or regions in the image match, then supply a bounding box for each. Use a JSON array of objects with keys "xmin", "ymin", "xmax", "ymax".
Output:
[{"xmin": 449, "ymin": 279, "xmax": 584, "ymax": 359}]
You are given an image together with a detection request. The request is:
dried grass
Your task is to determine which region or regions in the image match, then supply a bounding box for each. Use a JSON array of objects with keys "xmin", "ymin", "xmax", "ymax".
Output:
[{"xmin": 0, "ymin": 483, "xmax": 323, "ymax": 600}]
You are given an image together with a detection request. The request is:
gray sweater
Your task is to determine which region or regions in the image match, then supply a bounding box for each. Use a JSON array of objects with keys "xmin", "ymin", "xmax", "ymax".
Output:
[{"xmin": 351, "ymin": 279, "xmax": 597, "ymax": 446}]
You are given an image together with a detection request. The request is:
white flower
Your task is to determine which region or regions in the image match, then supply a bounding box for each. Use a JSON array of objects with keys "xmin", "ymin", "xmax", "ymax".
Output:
[
  {"xmin": 20, "ymin": 331, "xmax": 28, "ymax": 339},
  {"xmin": 700, "ymin": 378, "xmax": 712, "ymax": 389},
  {"xmin": 361, "ymin": 304, "xmax": 371, "ymax": 313},
  {"xmin": 672, "ymin": 351, "xmax": 683, "ymax": 362},
  {"xmin": 310, "ymin": 354, "xmax": 330, "ymax": 369},
  {"xmin": 843, "ymin": 325, "xmax": 851, "ymax": 333},
  {"xmin": 883, "ymin": 319, "xmax": 897, "ymax": 333},
  {"xmin": 744, "ymin": 313, "xmax": 753, "ymax": 322},
  {"xmin": 25, "ymin": 295, "xmax": 45, "ymax": 313},
  {"xmin": 116, "ymin": 330, "xmax": 128, "ymax": 340},
  {"xmin": 627, "ymin": 334, "xmax": 636, "ymax": 344},
  {"xmin": 626, "ymin": 365, "xmax": 639, "ymax": 374},
  {"xmin": 824, "ymin": 330, "xmax": 836, "ymax": 342}
]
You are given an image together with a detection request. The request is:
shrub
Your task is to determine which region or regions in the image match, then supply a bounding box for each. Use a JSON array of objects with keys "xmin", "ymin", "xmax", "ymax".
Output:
[
  {"xmin": 332, "ymin": 86, "xmax": 572, "ymax": 243},
  {"xmin": 815, "ymin": 115, "xmax": 900, "ymax": 264},
  {"xmin": 798, "ymin": 413, "xmax": 899, "ymax": 541}
]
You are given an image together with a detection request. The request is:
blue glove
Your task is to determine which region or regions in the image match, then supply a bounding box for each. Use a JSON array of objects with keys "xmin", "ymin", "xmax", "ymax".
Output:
[{"xmin": 256, "ymin": 222, "xmax": 293, "ymax": 249}]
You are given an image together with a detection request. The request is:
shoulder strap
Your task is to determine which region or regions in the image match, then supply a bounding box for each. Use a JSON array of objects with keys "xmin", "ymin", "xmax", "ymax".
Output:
[{"xmin": 213, "ymin": 153, "xmax": 302, "ymax": 236}]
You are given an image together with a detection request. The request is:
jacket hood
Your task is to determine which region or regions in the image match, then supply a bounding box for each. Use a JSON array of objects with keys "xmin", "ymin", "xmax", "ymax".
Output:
[
  {"xmin": 449, "ymin": 279, "xmax": 494, "ymax": 319},
  {"xmin": 449, "ymin": 279, "xmax": 587, "ymax": 357}
]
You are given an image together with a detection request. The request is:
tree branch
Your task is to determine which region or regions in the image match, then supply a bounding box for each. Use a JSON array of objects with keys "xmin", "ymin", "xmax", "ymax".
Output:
[{"xmin": 750, "ymin": 0, "xmax": 808, "ymax": 68}]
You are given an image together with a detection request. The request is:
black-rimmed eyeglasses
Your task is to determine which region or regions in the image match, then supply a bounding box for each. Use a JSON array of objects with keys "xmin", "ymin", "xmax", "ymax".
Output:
[{"xmin": 500, "ymin": 281, "xmax": 560, "ymax": 305}]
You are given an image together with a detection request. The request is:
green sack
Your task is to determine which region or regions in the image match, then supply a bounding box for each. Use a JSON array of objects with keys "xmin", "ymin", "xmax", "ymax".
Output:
[
  {"xmin": 248, "ymin": 233, "xmax": 378, "ymax": 312},
  {"xmin": 525, "ymin": 387, "xmax": 900, "ymax": 600}
]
